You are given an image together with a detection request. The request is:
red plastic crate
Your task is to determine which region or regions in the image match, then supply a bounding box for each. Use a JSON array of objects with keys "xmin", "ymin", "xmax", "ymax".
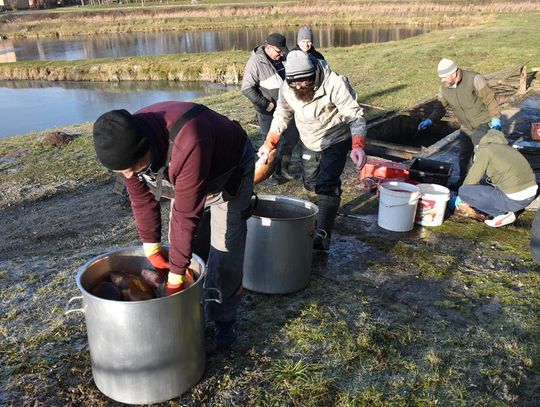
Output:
[{"xmin": 359, "ymin": 158, "xmax": 410, "ymax": 181}]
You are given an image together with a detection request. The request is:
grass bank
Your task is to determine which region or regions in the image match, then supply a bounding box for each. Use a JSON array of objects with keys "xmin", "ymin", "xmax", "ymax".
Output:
[{"xmin": 1, "ymin": 0, "xmax": 539, "ymax": 38}]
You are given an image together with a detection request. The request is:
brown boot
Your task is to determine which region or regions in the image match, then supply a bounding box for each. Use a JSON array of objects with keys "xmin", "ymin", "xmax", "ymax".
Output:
[{"xmin": 453, "ymin": 202, "xmax": 487, "ymax": 221}]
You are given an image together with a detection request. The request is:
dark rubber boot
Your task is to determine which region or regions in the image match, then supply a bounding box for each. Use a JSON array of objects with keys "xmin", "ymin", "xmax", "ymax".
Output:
[
  {"xmin": 214, "ymin": 320, "xmax": 237, "ymax": 349},
  {"xmin": 266, "ymin": 155, "xmax": 289, "ymax": 186},
  {"xmin": 280, "ymin": 154, "xmax": 301, "ymax": 180},
  {"xmin": 313, "ymin": 194, "xmax": 341, "ymax": 252}
]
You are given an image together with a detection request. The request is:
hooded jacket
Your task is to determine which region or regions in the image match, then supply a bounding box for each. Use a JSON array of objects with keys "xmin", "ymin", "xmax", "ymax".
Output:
[
  {"xmin": 241, "ymin": 45, "xmax": 285, "ymax": 115},
  {"xmin": 464, "ymin": 129, "xmax": 537, "ymax": 194},
  {"xmin": 269, "ymin": 60, "xmax": 366, "ymax": 151}
]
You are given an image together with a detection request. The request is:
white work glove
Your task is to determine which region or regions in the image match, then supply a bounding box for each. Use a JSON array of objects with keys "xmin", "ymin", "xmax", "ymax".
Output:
[{"xmin": 350, "ymin": 147, "xmax": 367, "ymax": 170}]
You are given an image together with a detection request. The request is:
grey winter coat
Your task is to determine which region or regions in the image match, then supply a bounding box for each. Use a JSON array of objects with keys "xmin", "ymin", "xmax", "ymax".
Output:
[{"xmin": 241, "ymin": 45, "xmax": 284, "ymax": 115}]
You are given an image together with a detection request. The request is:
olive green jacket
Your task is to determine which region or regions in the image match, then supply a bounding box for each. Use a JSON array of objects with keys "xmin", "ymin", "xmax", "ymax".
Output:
[
  {"xmin": 464, "ymin": 129, "xmax": 537, "ymax": 194},
  {"xmin": 430, "ymin": 70, "xmax": 500, "ymax": 131}
]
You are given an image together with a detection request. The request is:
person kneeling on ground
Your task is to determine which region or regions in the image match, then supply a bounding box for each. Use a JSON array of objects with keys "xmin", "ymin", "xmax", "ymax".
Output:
[{"xmin": 455, "ymin": 129, "xmax": 537, "ymax": 227}]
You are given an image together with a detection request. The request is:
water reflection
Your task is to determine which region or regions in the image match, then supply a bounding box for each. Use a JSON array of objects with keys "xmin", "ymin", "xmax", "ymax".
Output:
[
  {"xmin": 0, "ymin": 80, "xmax": 235, "ymax": 138},
  {"xmin": 1, "ymin": 25, "xmax": 429, "ymax": 62}
]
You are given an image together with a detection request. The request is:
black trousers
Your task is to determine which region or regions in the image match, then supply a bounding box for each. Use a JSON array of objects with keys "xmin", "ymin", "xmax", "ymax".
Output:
[
  {"xmin": 301, "ymin": 138, "xmax": 350, "ymax": 198},
  {"xmin": 257, "ymin": 113, "xmax": 300, "ymax": 159}
]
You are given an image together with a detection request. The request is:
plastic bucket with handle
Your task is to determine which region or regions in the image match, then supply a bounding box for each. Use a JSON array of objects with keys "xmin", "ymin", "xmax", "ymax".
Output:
[
  {"xmin": 415, "ymin": 183, "xmax": 450, "ymax": 227},
  {"xmin": 378, "ymin": 181, "xmax": 421, "ymax": 232}
]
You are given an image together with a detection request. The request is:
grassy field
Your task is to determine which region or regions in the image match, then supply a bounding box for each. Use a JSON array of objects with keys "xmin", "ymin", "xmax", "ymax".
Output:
[{"xmin": 1, "ymin": 4, "xmax": 540, "ymax": 406}]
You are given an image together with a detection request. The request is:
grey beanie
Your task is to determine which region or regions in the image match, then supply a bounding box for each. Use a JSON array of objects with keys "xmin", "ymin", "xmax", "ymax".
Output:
[
  {"xmin": 285, "ymin": 50, "xmax": 316, "ymax": 81},
  {"xmin": 297, "ymin": 26, "xmax": 313, "ymax": 43}
]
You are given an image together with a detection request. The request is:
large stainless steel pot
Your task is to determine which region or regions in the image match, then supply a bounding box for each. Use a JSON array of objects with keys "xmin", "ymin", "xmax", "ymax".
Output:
[
  {"xmin": 65, "ymin": 247, "xmax": 207, "ymax": 405},
  {"xmin": 243, "ymin": 195, "xmax": 318, "ymax": 294}
]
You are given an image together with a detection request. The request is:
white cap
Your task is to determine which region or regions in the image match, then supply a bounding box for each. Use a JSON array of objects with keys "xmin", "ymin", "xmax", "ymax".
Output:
[{"xmin": 437, "ymin": 58, "xmax": 458, "ymax": 78}]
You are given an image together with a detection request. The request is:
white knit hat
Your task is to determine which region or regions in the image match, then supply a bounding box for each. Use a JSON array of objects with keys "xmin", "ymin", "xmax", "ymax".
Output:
[{"xmin": 437, "ymin": 58, "xmax": 458, "ymax": 78}]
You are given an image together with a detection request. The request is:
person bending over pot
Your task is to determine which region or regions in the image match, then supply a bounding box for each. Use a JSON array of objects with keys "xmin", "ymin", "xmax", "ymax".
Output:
[
  {"xmin": 454, "ymin": 129, "xmax": 537, "ymax": 227},
  {"xmin": 93, "ymin": 101, "xmax": 255, "ymax": 348}
]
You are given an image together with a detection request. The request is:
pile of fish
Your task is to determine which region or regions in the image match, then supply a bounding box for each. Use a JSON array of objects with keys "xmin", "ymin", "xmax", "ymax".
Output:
[
  {"xmin": 92, "ymin": 268, "xmax": 199, "ymax": 301},
  {"xmin": 92, "ymin": 269, "xmax": 165, "ymax": 301}
]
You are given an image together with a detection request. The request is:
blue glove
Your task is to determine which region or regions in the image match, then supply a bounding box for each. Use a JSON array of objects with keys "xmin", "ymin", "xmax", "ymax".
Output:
[
  {"xmin": 490, "ymin": 118, "xmax": 502, "ymax": 131},
  {"xmin": 448, "ymin": 195, "xmax": 462, "ymax": 211},
  {"xmin": 418, "ymin": 119, "xmax": 432, "ymax": 131}
]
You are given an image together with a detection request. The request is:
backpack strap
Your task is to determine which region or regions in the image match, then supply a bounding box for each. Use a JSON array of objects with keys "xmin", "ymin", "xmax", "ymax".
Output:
[
  {"xmin": 113, "ymin": 172, "xmax": 126, "ymax": 194},
  {"xmin": 154, "ymin": 104, "xmax": 209, "ymax": 200}
]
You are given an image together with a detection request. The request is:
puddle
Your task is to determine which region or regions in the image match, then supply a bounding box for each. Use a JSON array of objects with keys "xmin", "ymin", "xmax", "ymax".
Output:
[{"xmin": 312, "ymin": 234, "xmax": 378, "ymax": 282}]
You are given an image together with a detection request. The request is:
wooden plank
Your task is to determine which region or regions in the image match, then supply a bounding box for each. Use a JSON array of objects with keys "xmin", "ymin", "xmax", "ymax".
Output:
[
  {"xmin": 365, "ymin": 140, "xmax": 420, "ymax": 160},
  {"xmin": 417, "ymin": 129, "xmax": 461, "ymax": 158}
]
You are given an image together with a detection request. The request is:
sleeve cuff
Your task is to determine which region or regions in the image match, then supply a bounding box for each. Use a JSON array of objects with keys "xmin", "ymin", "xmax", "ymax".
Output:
[
  {"xmin": 265, "ymin": 131, "xmax": 281, "ymax": 148},
  {"xmin": 143, "ymin": 242, "xmax": 162, "ymax": 257},
  {"xmin": 352, "ymin": 135, "xmax": 366, "ymax": 149}
]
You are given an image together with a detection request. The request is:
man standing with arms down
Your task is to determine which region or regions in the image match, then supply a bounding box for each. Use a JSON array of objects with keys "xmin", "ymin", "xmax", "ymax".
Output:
[
  {"xmin": 418, "ymin": 58, "xmax": 502, "ymax": 187},
  {"xmin": 258, "ymin": 50, "xmax": 368, "ymax": 251},
  {"xmin": 242, "ymin": 33, "xmax": 300, "ymax": 185},
  {"xmin": 93, "ymin": 101, "xmax": 255, "ymax": 349}
]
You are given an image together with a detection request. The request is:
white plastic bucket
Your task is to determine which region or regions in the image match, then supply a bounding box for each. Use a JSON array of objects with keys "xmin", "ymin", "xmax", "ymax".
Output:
[
  {"xmin": 378, "ymin": 181, "xmax": 421, "ymax": 232},
  {"xmin": 415, "ymin": 183, "xmax": 450, "ymax": 227}
]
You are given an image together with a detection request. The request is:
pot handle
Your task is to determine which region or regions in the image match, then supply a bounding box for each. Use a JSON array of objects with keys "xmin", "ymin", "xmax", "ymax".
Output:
[
  {"xmin": 203, "ymin": 287, "xmax": 223, "ymax": 304},
  {"xmin": 64, "ymin": 296, "xmax": 85, "ymax": 316}
]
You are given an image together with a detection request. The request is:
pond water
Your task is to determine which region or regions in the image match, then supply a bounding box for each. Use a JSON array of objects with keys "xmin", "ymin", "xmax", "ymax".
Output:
[
  {"xmin": 0, "ymin": 81, "xmax": 234, "ymax": 138},
  {"xmin": 0, "ymin": 25, "xmax": 429, "ymax": 62}
]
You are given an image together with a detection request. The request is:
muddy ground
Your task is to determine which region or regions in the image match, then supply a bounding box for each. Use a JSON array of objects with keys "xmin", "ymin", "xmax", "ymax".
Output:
[{"xmin": 1, "ymin": 95, "xmax": 540, "ymax": 406}]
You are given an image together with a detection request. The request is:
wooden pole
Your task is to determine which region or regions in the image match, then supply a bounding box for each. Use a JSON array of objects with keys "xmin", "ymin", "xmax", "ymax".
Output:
[{"xmin": 519, "ymin": 65, "xmax": 527, "ymax": 94}]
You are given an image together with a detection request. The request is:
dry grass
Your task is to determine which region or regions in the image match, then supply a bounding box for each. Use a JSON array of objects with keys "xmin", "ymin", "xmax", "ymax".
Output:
[{"xmin": 2, "ymin": 1, "xmax": 540, "ymax": 38}]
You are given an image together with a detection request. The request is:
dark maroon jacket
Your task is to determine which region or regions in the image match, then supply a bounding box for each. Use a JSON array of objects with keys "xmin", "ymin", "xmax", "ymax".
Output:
[{"xmin": 124, "ymin": 101, "xmax": 247, "ymax": 275}]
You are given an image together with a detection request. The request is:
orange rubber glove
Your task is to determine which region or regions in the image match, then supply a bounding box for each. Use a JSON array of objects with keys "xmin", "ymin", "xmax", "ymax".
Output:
[
  {"xmin": 165, "ymin": 268, "xmax": 198, "ymax": 296},
  {"xmin": 257, "ymin": 131, "xmax": 280, "ymax": 163},
  {"xmin": 166, "ymin": 273, "xmax": 185, "ymax": 296},
  {"xmin": 143, "ymin": 243, "xmax": 170, "ymax": 278}
]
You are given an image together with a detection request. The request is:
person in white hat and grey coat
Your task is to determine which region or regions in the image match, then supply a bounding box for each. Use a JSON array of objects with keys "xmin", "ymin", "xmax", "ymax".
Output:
[
  {"xmin": 417, "ymin": 58, "xmax": 502, "ymax": 187},
  {"xmin": 258, "ymin": 50, "xmax": 367, "ymax": 251}
]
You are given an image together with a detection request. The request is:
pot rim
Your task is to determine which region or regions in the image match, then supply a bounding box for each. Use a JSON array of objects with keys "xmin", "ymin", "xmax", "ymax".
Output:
[
  {"xmin": 252, "ymin": 194, "xmax": 319, "ymax": 221},
  {"xmin": 76, "ymin": 246, "xmax": 205, "ymax": 303}
]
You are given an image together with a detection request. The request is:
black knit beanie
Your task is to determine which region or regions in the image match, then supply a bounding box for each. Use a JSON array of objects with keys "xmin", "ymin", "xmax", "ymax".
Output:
[{"xmin": 93, "ymin": 109, "xmax": 150, "ymax": 170}]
